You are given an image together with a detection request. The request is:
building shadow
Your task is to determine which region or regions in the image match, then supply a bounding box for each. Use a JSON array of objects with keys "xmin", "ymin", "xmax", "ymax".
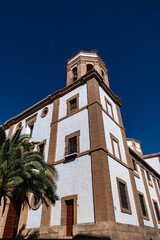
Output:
[
  {"xmin": 14, "ymin": 225, "xmax": 111, "ymax": 240},
  {"xmin": 73, "ymin": 234, "xmax": 111, "ymax": 240}
]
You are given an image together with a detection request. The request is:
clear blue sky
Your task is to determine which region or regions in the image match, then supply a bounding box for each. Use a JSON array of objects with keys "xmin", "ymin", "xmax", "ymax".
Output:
[{"xmin": 0, "ymin": 0, "xmax": 160, "ymax": 155}]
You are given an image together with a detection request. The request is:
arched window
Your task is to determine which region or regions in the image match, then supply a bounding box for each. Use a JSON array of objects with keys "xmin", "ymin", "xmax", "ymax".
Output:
[
  {"xmin": 16, "ymin": 122, "xmax": 23, "ymax": 130},
  {"xmin": 101, "ymin": 69, "xmax": 104, "ymax": 77},
  {"xmin": 87, "ymin": 64, "xmax": 93, "ymax": 72},
  {"xmin": 72, "ymin": 67, "xmax": 77, "ymax": 81}
]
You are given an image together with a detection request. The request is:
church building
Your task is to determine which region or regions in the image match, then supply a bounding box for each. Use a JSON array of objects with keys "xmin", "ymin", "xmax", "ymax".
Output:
[{"xmin": 0, "ymin": 51, "xmax": 160, "ymax": 240}]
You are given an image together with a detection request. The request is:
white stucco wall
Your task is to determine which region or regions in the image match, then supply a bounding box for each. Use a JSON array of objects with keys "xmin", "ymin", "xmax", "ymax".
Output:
[
  {"xmin": 59, "ymin": 84, "xmax": 88, "ymax": 119},
  {"xmin": 144, "ymin": 157, "xmax": 160, "ymax": 175},
  {"xmin": 55, "ymin": 109, "xmax": 90, "ymax": 161},
  {"xmin": 108, "ymin": 156, "xmax": 139, "ymax": 226},
  {"xmin": 102, "ymin": 112, "xmax": 127, "ymax": 164},
  {"xmin": 26, "ymin": 194, "xmax": 42, "ymax": 229},
  {"xmin": 99, "ymin": 86, "xmax": 119, "ymax": 124},
  {"xmin": 51, "ymin": 154, "xmax": 94, "ymax": 225}
]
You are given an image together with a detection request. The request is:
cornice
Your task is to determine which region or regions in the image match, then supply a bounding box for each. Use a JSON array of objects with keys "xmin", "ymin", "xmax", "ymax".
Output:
[
  {"xmin": 143, "ymin": 153, "xmax": 160, "ymax": 159},
  {"xmin": 3, "ymin": 69, "xmax": 122, "ymax": 129}
]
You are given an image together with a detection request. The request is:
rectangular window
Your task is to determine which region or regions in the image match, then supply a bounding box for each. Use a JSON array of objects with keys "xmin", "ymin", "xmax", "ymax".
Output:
[
  {"xmin": 132, "ymin": 159, "xmax": 138, "ymax": 172},
  {"xmin": 138, "ymin": 192, "xmax": 149, "ymax": 220},
  {"xmin": 110, "ymin": 133, "xmax": 121, "ymax": 161},
  {"xmin": 119, "ymin": 182, "xmax": 128, "ymax": 209},
  {"xmin": 105, "ymin": 97, "xmax": 114, "ymax": 119},
  {"xmin": 113, "ymin": 140, "xmax": 120, "ymax": 159},
  {"xmin": 68, "ymin": 136, "xmax": 77, "ymax": 154},
  {"xmin": 146, "ymin": 171, "xmax": 151, "ymax": 182},
  {"xmin": 65, "ymin": 131, "xmax": 80, "ymax": 157},
  {"xmin": 26, "ymin": 113, "xmax": 38, "ymax": 138},
  {"xmin": 153, "ymin": 200, "xmax": 160, "ymax": 222},
  {"xmin": 28, "ymin": 122, "xmax": 34, "ymax": 138},
  {"xmin": 146, "ymin": 170, "xmax": 153, "ymax": 187},
  {"xmin": 37, "ymin": 140, "xmax": 46, "ymax": 157},
  {"xmin": 70, "ymin": 98, "xmax": 77, "ymax": 112},
  {"xmin": 117, "ymin": 178, "xmax": 131, "ymax": 214},
  {"xmin": 67, "ymin": 94, "xmax": 79, "ymax": 115}
]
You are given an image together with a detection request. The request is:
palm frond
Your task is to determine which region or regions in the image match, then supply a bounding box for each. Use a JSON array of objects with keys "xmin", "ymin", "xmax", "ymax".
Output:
[{"xmin": 0, "ymin": 124, "xmax": 58, "ymax": 228}]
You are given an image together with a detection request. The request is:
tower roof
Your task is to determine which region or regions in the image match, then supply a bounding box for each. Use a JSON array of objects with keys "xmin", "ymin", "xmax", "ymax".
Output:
[{"xmin": 66, "ymin": 50, "xmax": 106, "ymax": 66}]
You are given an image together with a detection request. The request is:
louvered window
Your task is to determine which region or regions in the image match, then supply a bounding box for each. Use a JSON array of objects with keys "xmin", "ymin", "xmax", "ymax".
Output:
[
  {"xmin": 139, "ymin": 194, "xmax": 147, "ymax": 216},
  {"xmin": 119, "ymin": 182, "xmax": 128, "ymax": 209},
  {"xmin": 68, "ymin": 136, "xmax": 77, "ymax": 154}
]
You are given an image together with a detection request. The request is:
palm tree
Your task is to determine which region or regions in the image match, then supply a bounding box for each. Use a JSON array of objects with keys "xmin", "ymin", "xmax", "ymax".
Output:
[{"xmin": 0, "ymin": 125, "xmax": 58, "ymax": 237}]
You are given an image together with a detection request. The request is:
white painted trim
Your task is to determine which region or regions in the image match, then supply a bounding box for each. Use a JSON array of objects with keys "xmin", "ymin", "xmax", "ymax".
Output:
[{"xmin": 68, "ymin": 52, "xmax": 98, "ymax": 64}]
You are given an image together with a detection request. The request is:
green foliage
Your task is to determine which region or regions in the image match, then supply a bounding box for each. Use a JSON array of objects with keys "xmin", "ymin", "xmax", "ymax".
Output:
[{"xmin": 0, "ymin": 125, "xmax": 58, "ymax": 215}]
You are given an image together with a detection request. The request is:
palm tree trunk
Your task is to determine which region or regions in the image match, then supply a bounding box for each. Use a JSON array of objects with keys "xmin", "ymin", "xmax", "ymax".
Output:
[
  {"xmin": 2, "ymin": 200, "xmax": 21, "ymax": 239},
  {"xmin": 12, "ymin": 200, "xmax": 21, "ymax": 238}
]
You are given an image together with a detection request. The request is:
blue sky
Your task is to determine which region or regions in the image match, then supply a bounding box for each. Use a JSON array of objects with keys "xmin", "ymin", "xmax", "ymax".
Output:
[{"xmin": 0, "ymin": 0, "xmax": 160, "ymax": 155}]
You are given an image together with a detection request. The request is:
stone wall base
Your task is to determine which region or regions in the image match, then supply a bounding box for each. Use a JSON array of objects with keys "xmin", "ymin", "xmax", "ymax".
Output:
[{"xmin": 25, "ymin": 222, "xmax": 160, "ymax": 240}]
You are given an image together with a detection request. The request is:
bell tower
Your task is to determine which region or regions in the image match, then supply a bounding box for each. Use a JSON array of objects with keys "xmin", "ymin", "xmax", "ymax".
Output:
[{"xmin": 65, "ymin": 51, "xmax": 110, "ymax": 87}]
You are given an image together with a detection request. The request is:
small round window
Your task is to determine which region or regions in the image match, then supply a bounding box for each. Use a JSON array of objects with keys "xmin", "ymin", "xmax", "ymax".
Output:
[
  {"xmin": 41, "ymin": 107, "xmax": 49, "ymax": 118},
  {"xmin": 16, "ymin": 122, "xmax": 23, "ymax": 130},
  {"xmin": 30, "ymin": 195, "xmax": 42, "ymax": 210}
]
